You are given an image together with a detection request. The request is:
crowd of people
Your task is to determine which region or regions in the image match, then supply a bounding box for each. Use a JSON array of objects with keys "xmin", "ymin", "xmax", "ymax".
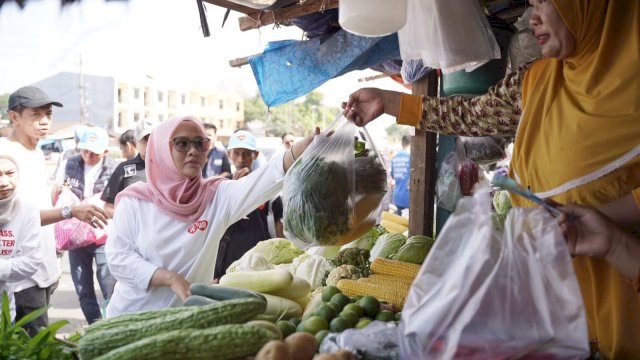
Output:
[{"xmin": 0, "ymin": 0, "xmax": 637, "ymax": 357}]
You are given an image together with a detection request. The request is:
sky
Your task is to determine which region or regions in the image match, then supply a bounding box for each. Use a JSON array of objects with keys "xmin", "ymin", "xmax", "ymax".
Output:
[{"xmin": 0, "ymin": 0, "xmax": 406, "ymax": 143}]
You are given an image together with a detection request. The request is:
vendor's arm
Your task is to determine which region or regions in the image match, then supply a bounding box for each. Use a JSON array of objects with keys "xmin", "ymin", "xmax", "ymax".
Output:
[
  {"xmin": 598, "ymin": 188, "xmax": 640, "ymax": 228},
  {"xmin": 558, "ymin": 204, "xmax": 640, "ymax": 291},
  {"xmin": 0, "ymin": 205, "xmax": 42, "ymax": 283},
  {"xmin": 40, "ymin": 204, "xmax": 108, "ymax": 228},
  {"xmin": 106, "ymin": 197, "xmax": 167, "ymax": 294},
  {"xmin": 343, "ymin": 63, "xmax": 530, "ymax": 137}
]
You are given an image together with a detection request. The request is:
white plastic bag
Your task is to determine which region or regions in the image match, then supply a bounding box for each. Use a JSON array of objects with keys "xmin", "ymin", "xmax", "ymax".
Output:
[
  {"xmin": 398, "ymin": 0, "xmax": 500, "ymax": 74},
  {"xmin": 399, "ymin": 188, "xmax": 589, "ymax": 359}
]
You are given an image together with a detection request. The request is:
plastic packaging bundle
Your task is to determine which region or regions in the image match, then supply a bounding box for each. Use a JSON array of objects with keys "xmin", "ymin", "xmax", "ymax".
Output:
[
  {"xmin": 399, "ymin": 188, "xmax": 589, "ymax": 359},
  {"xmin": 282, "ymin": 115, "xmax": 387, "ymax": 248}
]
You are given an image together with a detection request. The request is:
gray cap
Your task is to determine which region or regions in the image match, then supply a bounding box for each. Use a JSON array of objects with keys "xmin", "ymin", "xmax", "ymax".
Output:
[
  {"xmin": 8, "ymin": 86, "xmax": 63, "ymax": 111},
  {"xmin": 135, "ymin": 117, "xmax": 160, "ymax": 141}
]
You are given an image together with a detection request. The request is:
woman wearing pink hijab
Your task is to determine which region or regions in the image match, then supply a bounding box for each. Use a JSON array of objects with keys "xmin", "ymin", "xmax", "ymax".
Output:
[{"xmin": 105, "ymin": 115, "xmax": 316, "ymax": 316}]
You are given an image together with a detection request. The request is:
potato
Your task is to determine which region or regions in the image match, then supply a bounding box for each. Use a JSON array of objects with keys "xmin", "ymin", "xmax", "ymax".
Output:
[
  {"xmin": 314, "ymin": 354, "xmax": 340, "ymax": 360},
  {"xmin": 284, "ymin": 332, "xmax": 318, "ymax": 360},
  {"xmin": 255, "ymin": 340, "xmax": 292, "ymax": 360},
  {"xmin": 333, "ymin": 349, "xmax": 357, "ymax": 360}
]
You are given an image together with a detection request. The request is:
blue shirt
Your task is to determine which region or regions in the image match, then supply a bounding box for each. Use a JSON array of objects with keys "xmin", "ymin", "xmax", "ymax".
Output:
[{"xmin": 390, "ymin": 150, "xmax": 410, "ymax": 208}]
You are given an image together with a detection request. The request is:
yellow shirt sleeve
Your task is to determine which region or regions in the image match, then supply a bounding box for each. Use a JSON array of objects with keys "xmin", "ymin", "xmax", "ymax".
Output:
[{"xmin": 396, "ymin": 93, "xmax": 422, "ymax": 127}]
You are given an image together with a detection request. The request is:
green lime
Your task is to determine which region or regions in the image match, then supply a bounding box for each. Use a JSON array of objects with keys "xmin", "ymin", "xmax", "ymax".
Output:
[
  {"xmin": 329, "ymin": 316, "xmax": 351, "ymax": 333},
  {"xmin": 375, "ymin": 310, "xmax": 395, "ymax": 322},
  {"xmin": 289, "ymin": 317, "xmax": 302, "ymax": 327},
  {"xmin": 314, "ymin": 304, "xmax": 337, "ymax": 323},
  {"xmin": 322, "ymin": 286, "xmax": 342, "ymax": 302},
  {"xmin": 277, "ymin": 320, "xmax": 296, "ymax": 338},
  {"xmin": 351, "ymin": 295, "xmax": 362, "ymax": 303},
  {"xmin": 296, "ymin": 320, "xmax": 306, "ymax": 333},
  {"xmin": 329, "ymin": 293, "xmax": 351, "ymax": 312},
  {"xmin": 358, "ymin": 316, "xmax": 373, "ymax": 323},
  {"xmin": 358, "ymin": 296, "xmax": 380, "ymax": 318},
  {"xmin": 339, "ymin": 310, "xmax": 359, "ymax": 326},
  {"xmin": 303, "ymin": 316, "xmax": 329, "ymax": 335},
  {"xmin": 315, "ymin": 329, "xmax": 330, "ymax": 345},
  {"xmin": 343, "ymin": 303, "xmax": 364, "ymax": 318},
  {"xmin": 355, "ymin": 319, "xmax": 371, "ymax": 329}
]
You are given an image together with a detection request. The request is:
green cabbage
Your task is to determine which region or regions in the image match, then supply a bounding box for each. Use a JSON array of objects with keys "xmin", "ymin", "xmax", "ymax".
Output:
[
  {"xmin": 340, "ymin": 225, "xmax": 386, "ymax": 251},
  {"xmin": 247, "ymin": 238, "xmax": 304, "ymax": 265},
  {"xmin": 290, "ymin": 254, "xmax": 335, "ymax": 289},
  {"xmin": 369, "ymin": 233, "xmax": 407, "ymax": 261},
  {"xmin": 305, "ymin": 245, "xmax": 341, "ymax": 260},
  {"xmin": 393, "ymin": 241, "xmax": 431, "ymax": 264},
  {"xmin": 226, "ymin": 253, "xmax": 273, "ymax": 273},
  {"xmin": 493, "ymin": 190, "xmax": 512, "ymax": 215}
]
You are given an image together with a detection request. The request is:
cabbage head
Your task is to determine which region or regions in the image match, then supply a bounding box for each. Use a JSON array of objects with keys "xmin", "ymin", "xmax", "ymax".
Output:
[
  {"xmin": 248, "ymin": 238, "xmax": 304, "ymax": 264},
  {"xmin": 306, "ymin": 245, "xmax": 341, "ymax": 260},
  {"xmin": 340, "ymin": 225, "xmax": 386, "ymax": 251},
  {"xmin": 226, "ymin": 253, "xmax": 273, "ymax": 273},
  {"xmin": 493, "ymin": 190, "xmax": 512, "ymax": 215},
  {"xmin": 369, "ymin": 233, "xmax": 407, "ymax": 261},
  {"xmin": 290, "ymin": 254, "xmax": 335, "ymax": 289},
  {"xmin": 393, "ymin": 242, "xmax": 430, "ymax": 264}
]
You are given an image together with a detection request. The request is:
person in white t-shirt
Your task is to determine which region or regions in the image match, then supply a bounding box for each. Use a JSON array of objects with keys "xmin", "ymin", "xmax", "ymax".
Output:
[
  {"xmin": 0, "ymin": 154, "xmax": 42, "ymax": 322},
  {"xmin": 106, "ymin": 115, "xmax": 317, "ymax": 316},
  {"xmin": 2, "ymin": 86, "xmax": 108, "ymax": 336}
]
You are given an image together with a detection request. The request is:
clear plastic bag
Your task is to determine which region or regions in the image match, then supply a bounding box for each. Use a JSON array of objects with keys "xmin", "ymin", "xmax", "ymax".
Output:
[
  {"xmin": 54, "ymin": 189, "xmax": 108, "ymax": 251},
  {"xmin": 282, "ymin": 115, "xmax": 387, "ymax": 248},
  {"xmin": 460, "ymin": 136, "xmax": 506, "ymax": 165},
  {"xmin": 319, "ymin": 321, "xmax": 399, "ymax": 360},
  {"xmin": 398, "ymin": 0, "xmax": 500, "ymax": 74},
  {"xmin": 436, "ymin": 141, "xmax": 481, "ymax": 211},
  {"xmin": 508, "ymin": 7, "xmax": 542, "ymax": 70},
  {"xmin": 399, "ymin": 187, "xmax": 590, "ymax": 359}
]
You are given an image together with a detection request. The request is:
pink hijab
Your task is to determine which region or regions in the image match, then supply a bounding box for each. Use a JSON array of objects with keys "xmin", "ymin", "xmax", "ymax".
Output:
[{"xmin": 115, "ymin": 115, "xmax": 223, "ymax": 222}]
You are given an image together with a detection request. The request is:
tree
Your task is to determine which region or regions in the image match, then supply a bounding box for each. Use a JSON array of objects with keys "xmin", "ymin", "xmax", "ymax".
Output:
[
  {"xmin": 244, "ymin": 91, "xmax": 340, "ymax": 137},
  {"xmin": 385, "ymin": 123, "xmax": 410, "ymax": 145},
  {"xmin": 0, "ymin": 93, "xmax": 10, "ymax": 119}
]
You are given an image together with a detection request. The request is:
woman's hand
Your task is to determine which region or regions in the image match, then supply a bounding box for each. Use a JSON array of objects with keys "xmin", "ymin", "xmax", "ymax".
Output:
[
  {"xmin": 341, "ymin": 88, "xmax": 401, "ymax": 126},
  {"xmin": 557, "ymin": 204, "xmax": 616, "ymax": 258},
  {"xmin": 150, "ymin": 268, "xmax": 191, "ymax": 301},
  {"xmin": 71, "ymin": 204, "xmax": 109, "ymax": 229}
]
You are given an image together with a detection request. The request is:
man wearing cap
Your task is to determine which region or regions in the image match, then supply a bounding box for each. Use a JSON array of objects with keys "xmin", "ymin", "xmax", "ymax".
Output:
[
  {"xmin": 0, "ymin": 86, "xmax": 108, "ymax": 336},
  {"xmin": 63, "ymin": 126, "xmax": 117, "ymax": 324},
  {"xmin": 213, "ymin": 130, "xmax": 284, "ymax": 279},
  {"xmin": 101, "ymin": 118, "xmax": 158, "ymax": 217}
]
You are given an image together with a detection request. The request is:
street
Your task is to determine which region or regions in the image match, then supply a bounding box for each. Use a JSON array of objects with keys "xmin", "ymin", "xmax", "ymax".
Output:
[{"xmin": 49, "ymin": 251, "xmax": 105, "ymax": 336}]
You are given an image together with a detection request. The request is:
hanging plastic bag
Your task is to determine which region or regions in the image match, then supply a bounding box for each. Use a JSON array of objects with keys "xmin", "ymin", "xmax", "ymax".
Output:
[
  {"xmin": 436, "ymin": 140, "xmax": 481, "ymax": 211},
  {"xmin": 398, "ymin": 187, "xmax": 589, "ymax": 359},
  {"xmin": 398, "ymin": 0, "xmax": 500, "ymax": 74},
  {"xmin": 460, "ymin": 136, "xmax": 506, "ymax": 165},
  {"xmin": 282, "ymin": 115, "xmax": 387, "ymax": 248},
  {"xmin": 508, "ymin": 7, "xmax": 542, "ymax": 70},
  {"xmin": 54, "ymin": 188, "xmax": 108, "ymax": 251}
]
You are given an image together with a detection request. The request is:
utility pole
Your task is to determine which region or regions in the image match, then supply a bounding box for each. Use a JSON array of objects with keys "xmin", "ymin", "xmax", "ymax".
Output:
[{"xmin": 78, "ymin": 53, "xmax": 89, "ymax": 124}]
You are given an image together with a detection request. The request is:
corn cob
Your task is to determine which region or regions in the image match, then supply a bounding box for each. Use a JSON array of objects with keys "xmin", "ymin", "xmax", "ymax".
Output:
[
  {"xmin": 380, "ymin": 219, "xmax": 408, "ymax": 234},
  {"xmin": 371, "ymin": 258, "xmax": 420, "ymax": 280},
  {"xmin": 360, "ymin": 274, "xmax": 413, "ymax": 286},
  {"xmin": 337, "ymin": 279, "xmax": 409, "ymax": 309},
  {"xmin": 381, "ymin": 211, "xmax": 409, "ymax": 226},
  {"xmin": 78, "ymin": 298, "xmax": 266, "ymax": 360},
  {"xmin": 94, "ymin": 324, "xmax": 277, "ymax": 360}
]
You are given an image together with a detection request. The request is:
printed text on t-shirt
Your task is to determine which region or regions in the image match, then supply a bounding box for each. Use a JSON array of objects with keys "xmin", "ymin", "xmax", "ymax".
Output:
[{"xmin": 187, "ymin": 220, "xmax": 208, "ymax": 234}]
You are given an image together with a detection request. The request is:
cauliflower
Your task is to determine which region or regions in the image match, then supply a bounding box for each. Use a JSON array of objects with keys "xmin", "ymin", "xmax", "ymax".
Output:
[{"xmin": 325, "ymin": 265, "xmax": 363, "ymax": 287}]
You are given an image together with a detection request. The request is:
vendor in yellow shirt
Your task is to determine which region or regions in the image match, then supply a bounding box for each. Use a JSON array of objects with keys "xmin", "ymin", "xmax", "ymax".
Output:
[{"xmin": 343, "ymin": 0, "xmax": 640, "ymax": 358}]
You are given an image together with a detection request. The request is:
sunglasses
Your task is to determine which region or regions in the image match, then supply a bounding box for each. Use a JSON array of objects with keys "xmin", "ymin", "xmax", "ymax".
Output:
[{"xmin": 170, "ymin": 136, "xmax": 210, "ymax": 153}]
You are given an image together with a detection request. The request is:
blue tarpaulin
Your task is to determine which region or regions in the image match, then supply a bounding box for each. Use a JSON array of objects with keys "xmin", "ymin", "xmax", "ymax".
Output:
[{"xmin": 249, "ymin": 30, "xmax": 400, "ymax": 108}]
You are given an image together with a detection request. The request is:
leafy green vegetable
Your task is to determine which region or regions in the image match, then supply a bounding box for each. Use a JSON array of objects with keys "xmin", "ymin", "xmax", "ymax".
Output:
[
  {"xmin": 340, "ymin": 225, "xmax": 386, "ymax": 251},
  {"xmin": 333, "ymin": 248, "xmax": 371, "ymax": 277},
  {"xmin": 393, "ymin": 241, "xmax": 432, "ymax": 264},
  {"xmin": 226, "ymin": 252, "xmax": 274, "ymax": 273},
  {"xmin": 246, "ymin": 238, "xmax": 304, "ymax": 265},
  {"xmin": 306, "ymin": 246, "xmax": 341, "ymax": 260},
  {"xmin": 290, "ymin": 254, "xmax": 335, "ymax": 289},
  {"xmin": 493, "ymin": 190, "xmax": 512, "ymax": 215},
  {"xmin": 369, "ymin": 233, "xmax": 407, "ymax": 261},
  {"xmin": 0, "ymin": 291, "xmax": 75, "ymax": 359}
]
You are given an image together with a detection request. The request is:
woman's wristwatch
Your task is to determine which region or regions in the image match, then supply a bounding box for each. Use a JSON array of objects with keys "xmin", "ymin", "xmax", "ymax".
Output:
[{"xmin": 61, "ymin": 206, "xmax": 73, "ymax": 219}]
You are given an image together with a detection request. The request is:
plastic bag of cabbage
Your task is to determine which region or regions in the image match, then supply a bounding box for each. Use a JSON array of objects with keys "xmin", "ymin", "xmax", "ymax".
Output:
[{"xmin": 282, "ymin": 115, "xmax": 387, "ymax": 248}]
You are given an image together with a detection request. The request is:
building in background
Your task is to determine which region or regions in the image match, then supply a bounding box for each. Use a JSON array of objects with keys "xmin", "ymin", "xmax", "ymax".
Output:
[{"xmin": 32, "ymin": 72, "xmax": 244, "ymax": 139}]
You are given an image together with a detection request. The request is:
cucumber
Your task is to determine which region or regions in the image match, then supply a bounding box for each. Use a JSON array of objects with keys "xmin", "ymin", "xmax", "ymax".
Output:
[
  {"xmin": 219, "ymin": 269, "xmax": 293, "ymax": 293},
  {"xmin": 183, "ymin": 295, "xmax": 218, "ymax": 307},
  {"xmin": 190, "ymin": 283, "xmax": 267, "ymax": 304}
]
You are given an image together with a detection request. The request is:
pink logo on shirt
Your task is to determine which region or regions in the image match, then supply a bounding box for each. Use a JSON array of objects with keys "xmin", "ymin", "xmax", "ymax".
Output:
[{"xmin": 187, "ymin": 220, "xmax": 209, "ymax": 234}]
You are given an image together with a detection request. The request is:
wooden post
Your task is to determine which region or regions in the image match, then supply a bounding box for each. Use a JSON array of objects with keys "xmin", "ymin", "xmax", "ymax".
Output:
[{"xmin": 409, "ymin": 71, "xmax": 438, "ymax": 237}]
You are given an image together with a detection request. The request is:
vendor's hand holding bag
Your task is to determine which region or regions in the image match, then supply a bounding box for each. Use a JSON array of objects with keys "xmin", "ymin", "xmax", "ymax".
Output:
[
  {"xmin": 399, "ymin": 188, "xmax": 589, "ymax": 359},
  {"xmin": 54, "ymin": 188, "xmax": 108, "ymax": 251}
]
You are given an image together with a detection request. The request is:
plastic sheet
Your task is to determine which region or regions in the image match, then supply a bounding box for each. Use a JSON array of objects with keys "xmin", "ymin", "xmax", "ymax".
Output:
[{"xmin": 319, "ymin": 321, "xmax": 399, "ymax": 360}]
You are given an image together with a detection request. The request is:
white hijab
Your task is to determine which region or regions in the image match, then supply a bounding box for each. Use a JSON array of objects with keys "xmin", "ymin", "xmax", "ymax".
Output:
[{"xmin": 0, "ymin": 154, "xmax": 19, "ymax": 225}]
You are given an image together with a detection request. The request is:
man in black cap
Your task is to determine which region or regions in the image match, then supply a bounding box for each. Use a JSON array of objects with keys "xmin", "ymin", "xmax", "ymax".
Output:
[{"xmin": 1, "ymin": 86, "xmax": 108, "ymax": 336}]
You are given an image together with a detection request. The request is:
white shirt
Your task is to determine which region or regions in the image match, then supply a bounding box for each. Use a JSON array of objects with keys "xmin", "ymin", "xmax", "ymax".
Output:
[
  {"xmin": 0, "ymin": 200, "xmax": 44, "ymax": 320},
  {"xmin": 0, "ymin": 138, "xmax": 61, "ymax": 290},
  {"xmin": 105, "ymin": 152, "xmax": 286, "ymax": 317},
  {"xmin": 83, "ymin": 160, "xmax": 102, "ymax": 198}
]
